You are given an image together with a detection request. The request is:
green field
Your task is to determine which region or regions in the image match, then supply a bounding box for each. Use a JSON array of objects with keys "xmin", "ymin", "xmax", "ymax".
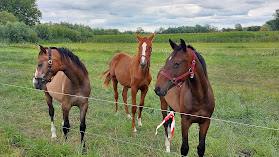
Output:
[{"xmin": 0, "ymin": 41, "xmax": 279, "ymax": 156}]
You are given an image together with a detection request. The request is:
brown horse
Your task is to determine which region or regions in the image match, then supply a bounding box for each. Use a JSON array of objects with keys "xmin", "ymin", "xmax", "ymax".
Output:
[
  {"xmin": 33, "ymin": 46, "xmax": 91, "ymax": 153},
  {"xmin": 154, "ymin": 39, "xmax": 215, "ymax": 157},
  {"xmin": 102, "ymin": 33, "xmax": 155, "ymax": 133}
]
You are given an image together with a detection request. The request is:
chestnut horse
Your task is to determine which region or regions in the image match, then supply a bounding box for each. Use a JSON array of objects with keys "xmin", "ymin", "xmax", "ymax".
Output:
[
  {"xmin": 154, "ymin": 39, "xmax": 215, "ymax": 157},
  {"xmin": 102, "ymin": 33, "xmax": 155, "ymax": 133},
  {"xmin": 33, "ymin": 46, "xmax": 91, "ymax": 153}
]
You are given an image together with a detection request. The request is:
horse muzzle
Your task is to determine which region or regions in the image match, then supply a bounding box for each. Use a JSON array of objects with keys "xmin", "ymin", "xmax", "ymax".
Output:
[
  {"xmin": 154, "ymin": 86, "xmax": 167, "ymax": 97},
  {"xmin": 139, "ymin": 62, "xmax": 147, "ymax": 69},
  {"xmin": 33, "ymin": 77, "xmax": 46, "ymax": 90}
]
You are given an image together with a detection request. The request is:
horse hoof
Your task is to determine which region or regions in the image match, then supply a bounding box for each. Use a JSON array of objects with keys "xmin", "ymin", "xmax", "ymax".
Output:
[
  {"xmin": 115, "ymin": 111, "xmax": 119, "ymax": 116},
  {"xmin": 82, "ymin": 148, "xmax": 87, "ymax": 155},
  {"xmin": 51, "ymin": 135, "xmax": 57, "ymax": 139},
  {"xmin": 132, "ymin": 127, "xmax": 137, "ymax": 134},
  {"xmin": 126, "ymin": 114, "xmax": 132, "ymax": 119}
]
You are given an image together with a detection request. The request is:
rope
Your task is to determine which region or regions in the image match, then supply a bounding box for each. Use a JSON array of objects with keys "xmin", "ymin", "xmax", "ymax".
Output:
[{"xmin": 0, "ymin": 82, "xmax": 278, "ymax": 131}]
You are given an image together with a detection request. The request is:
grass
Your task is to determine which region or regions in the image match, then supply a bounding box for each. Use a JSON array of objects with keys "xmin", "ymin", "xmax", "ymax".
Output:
[{"xmin": 0, "ymin": 42, "xmax": 279, "ymax": 156}]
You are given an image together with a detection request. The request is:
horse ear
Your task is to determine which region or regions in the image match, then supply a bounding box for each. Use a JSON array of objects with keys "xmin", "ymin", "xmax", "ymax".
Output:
[
  {"xmin": 39, "ymin": 45, "xmax": 46, "ymax": 54},
  {"xmin": 136, "ymin": 33, "xmax": 142, "ymax": 41},
  {"xmin": 149, "ymin": 32, "xmax": 155, "ymax": 41},
  {"xmin": 180, "ymin": 39, "xmax": 187, "ymax": 52},
  {"xmin": 169, "ymin": 39, "xmax": 177, "ymax": 50}
]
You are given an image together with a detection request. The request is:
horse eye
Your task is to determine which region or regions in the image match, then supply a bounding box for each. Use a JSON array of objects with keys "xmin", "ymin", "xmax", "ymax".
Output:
[
  {"xmin": 174, "ymin": 62, "xmax": 181, "ymax": 68},
  {"xmin": 38, "ymin": 63, "xmax": 43, "ymax": 67},
  {"xmin": 150, "ymin": 47, "xmax": 152, "ymax": 52}
]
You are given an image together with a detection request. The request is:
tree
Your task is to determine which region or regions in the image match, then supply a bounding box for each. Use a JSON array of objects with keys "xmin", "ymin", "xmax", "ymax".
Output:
[
  {"xmin": 265, "ymin": 9, "xmax": 279, "ymax": 31},
  {"xmin": 260, "ymin": 24, "xmax": 271, "ymax": 31},
  {"xmin": 136, "ymin": 27, "xmax": 144, "ymax": 34},
  {"xmin": 0, "ymin": 11, "xmax": 18, "ymax": 25},
  {"xmin": 0, "ymin": 0, "xmax": 42, "ymax": 25},
  {"xmin": 235, "ymin": 23, "xmax": 243, "ymax": 31}
]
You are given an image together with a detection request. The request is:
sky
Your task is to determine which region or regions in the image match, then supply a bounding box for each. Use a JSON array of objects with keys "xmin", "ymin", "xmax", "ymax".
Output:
[{"xmin": 37, "ymin": 0, "xmax": 279, "ymax": 32}]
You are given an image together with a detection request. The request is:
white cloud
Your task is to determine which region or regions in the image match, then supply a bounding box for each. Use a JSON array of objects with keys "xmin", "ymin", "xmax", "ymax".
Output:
[{"xmin": 37, "ymin": 0, "xmax": 277, "ymax": 32}]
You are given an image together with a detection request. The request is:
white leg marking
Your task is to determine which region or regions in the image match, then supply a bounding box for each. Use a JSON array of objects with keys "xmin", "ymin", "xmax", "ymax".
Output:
[
  {"xmin": 165, "ymin": 135, "xmax": 170, "ymax": 152},
  {"xmin": 137, "ymin": 118, "xmax": 142, "ymax": 127},
  {"xmin": 141, "ymin": 42, "xmax": 147, "ymax": 64},
  {"xmin": 51, "ymin": 122, "xmax": 57, "ymax": 139},
  {"xmin": 133, "ymin": 127, "xmax": 137, "ymax": 133},
  {"xmin": 165, "ymin": 125, "xmax": 171, "ymax": 152},
  {"xmin": 167, "ymin": 125, "xmax": 171, "ymax": 139},
  {"xmin": 126, "ymin": 114, "xmax": 132, "ymax": 119}
]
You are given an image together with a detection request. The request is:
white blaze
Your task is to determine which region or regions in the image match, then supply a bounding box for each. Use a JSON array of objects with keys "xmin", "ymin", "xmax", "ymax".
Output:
[{"xmin": 141, "ymin": 42, "xmax": 147, "ymax": 63}]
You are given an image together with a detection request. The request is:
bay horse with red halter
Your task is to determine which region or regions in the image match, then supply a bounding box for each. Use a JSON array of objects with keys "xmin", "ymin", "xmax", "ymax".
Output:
[
  {"xmin": 33, "ymin": 46, "xmax": 91, "ymax": 153},
  {"xmin": 102, "ymin": 33, "xmax": 155, "ymax": 133},
  {"xmin": 154, "ymin": 39, "xmax": 215, "ymax": 157}
]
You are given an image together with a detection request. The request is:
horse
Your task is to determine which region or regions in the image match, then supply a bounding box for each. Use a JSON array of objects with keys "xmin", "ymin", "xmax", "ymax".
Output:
[
  {"xmin": 102, "ymin": 33, "xmax": 155, "ymax": 133},
  {"xmin": 32, "ymin": 45, "xmax": 91, "ymax": 153},
  {"xmin": 154, "ymin": 39, "xmax": 215, "ymax": 157}
]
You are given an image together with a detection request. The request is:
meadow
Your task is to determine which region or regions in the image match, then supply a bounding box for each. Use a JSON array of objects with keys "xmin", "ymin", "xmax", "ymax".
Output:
[{"xmin": 0, "ymin": 40, "xmax": 279, "ymax": 156}]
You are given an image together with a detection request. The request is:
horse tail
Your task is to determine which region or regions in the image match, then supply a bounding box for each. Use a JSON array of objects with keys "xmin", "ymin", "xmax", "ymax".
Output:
[{"xmin": 101, "ymin": 69, "xmax": 111, "ymax": 88}]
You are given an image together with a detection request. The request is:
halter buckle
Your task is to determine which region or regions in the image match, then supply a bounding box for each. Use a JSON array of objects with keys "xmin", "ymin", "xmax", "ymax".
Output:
[
  {"xmin": 48, "ymin": 60, "xmax": 52, "ymax": 65},
  {"xmin": 172, "ymin": 78, "xmax": 176, "ymax": 83},
  {"xmin": 192, "ymin": 60, "xmax": 196, "ymax": 65}
]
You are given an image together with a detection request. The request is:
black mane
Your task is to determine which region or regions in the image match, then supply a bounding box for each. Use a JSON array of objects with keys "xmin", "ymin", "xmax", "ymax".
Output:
[
  {"xmin": 186, "ymin": 45, "xmax": 207, "ymax": 78},
  {"xmin": 50, "ymin": 47, "xmax": 88, "ymax": 75},
  {"xmin": 173, "ymin": 44, "xmax": 207, "ymax": 78}
]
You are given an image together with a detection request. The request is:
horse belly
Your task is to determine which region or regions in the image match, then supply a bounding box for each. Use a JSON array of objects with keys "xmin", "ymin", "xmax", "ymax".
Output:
[
  {"xmin": 114, "ymin": 57, "xmax": 132, "ymax": 87},
  {"xmin": 46, "ymin": 71, "xmax": 68, "ymax": 103},
  {"xmin": 164, "ymin": 87, "xmax": 181, "ymax": 113}
]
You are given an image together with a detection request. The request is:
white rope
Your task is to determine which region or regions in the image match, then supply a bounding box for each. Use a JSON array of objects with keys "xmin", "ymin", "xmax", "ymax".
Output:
[{"xmin": 0, "ymin": 82, "xmax": 278, "ymax": 131}]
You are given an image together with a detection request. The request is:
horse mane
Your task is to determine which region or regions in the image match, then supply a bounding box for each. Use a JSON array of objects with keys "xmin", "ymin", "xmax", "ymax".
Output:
[
  {"xmin": 50, "ymin": 47, "xmax": 88, "ymax": 75},
  {"xmin": 187, "ymin": 45, "xmax": 207, "ymax": 78}
]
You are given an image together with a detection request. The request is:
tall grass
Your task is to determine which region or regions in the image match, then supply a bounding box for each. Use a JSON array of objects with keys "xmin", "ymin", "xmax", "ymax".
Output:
[{"xmin": 92, "ymin": 32, "xmax": 279, "ymax": 43}]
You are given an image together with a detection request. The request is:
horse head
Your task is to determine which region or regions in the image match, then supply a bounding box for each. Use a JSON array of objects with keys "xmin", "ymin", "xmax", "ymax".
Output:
[
  {"xmin": 154, "ymin": 39, "xmax": 196, "ymax": 96},
  {"xmin": 33, "ymin": 45, "xmax": 62, "ymax": 90},
  {"xmin": 136, "ymin": 33, "xmax": 155, "ymax": 69}
]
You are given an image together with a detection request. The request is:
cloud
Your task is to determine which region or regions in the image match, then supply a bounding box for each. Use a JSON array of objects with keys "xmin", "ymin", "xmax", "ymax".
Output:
[{"xmin": 37, "ymin": 0, "xmax": 278, "ymax": 32}]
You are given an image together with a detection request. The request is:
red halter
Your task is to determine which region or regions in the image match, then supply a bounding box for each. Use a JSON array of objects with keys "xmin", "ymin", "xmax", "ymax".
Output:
[
  {"xmin": 160, "ymin": 48, "xmax": 196, "ymax": 87},
  {"xmin": 140, "ymin": 47, "xmax": 152, "ymax": 62}
]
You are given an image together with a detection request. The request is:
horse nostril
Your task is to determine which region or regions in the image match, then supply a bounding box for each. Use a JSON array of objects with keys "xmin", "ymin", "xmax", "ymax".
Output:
[{"xmin": 154, "ymin": 86, "xmax": 160, "ymax": 95}]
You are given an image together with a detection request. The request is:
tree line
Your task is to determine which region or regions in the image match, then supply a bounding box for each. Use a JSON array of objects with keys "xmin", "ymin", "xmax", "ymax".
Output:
[{"xmin": 0, "ymin": 0, "xmax": 279, "ymax": 43}]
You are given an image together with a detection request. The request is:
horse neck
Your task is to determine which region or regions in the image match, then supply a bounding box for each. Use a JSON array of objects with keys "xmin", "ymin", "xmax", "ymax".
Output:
[
  {"xmin": 61, "ymin": 60, "xmax": 89, "ymax": 89},
  {"xmin": 188, "ymin": 59, "xmax": 208, "ymax": 100}
]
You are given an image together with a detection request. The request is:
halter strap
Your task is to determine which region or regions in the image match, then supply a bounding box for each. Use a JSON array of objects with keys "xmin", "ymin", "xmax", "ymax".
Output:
[
  {"xmin": 160, "ymin": 48, "xmax": 196, "ymax": 87},
  {"xmin": 42, "ymin": 48, "xmax": 55, "ymax": 82},
  {"xmin": 140, "ymin": 47, "xmax": 152, "ymax": 62}
]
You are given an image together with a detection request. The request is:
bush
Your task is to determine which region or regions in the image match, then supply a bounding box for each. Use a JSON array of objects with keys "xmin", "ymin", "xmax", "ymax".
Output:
[
  {"xmin": 34, "ymin": 24, "xmax": 51, "ymax": 41},
  {"xmin": 5, "ymin": 22, "xmax": 38, "ymax": 43},
  {"xmin": 49, "ymin": 25, "xmax": 81, "ymax": 42}
]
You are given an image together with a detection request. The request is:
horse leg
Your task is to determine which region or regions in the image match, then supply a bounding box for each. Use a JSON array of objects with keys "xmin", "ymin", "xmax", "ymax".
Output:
[
  {"xmin": 160, "ymin": 97, "xmax": 171, "ymax": 152},
  {"xmin": 122, "ymin": 87, "xmax": 131, "ymax": 118},
  {"xmin": 181, "ymin": 115, "xmax": 191, "ymax": 156},
  {"xmin": 197, "ymin": 120, "xmax": 211, "ymax": 157},
  {"xmin": 62, "ymin": 104, "xmax": 71, "ymax": 141},
  {"xmin": 79, "ymin": 102, "xmax": 88, "ymax": 154},
  {"xmin": 112, "ymin": 77, "xmax": 119, "ymax": 113},
  {"xmin": 131, "ymin": 86, "xmax": 138, "ymax": 133},
  {"xmin": 137, "ymin": 86, "xmax": 148, "ymax": 127},
  {"xmin": 44, "ymin": 92, "xmax": 56, "ymax": 139}
]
